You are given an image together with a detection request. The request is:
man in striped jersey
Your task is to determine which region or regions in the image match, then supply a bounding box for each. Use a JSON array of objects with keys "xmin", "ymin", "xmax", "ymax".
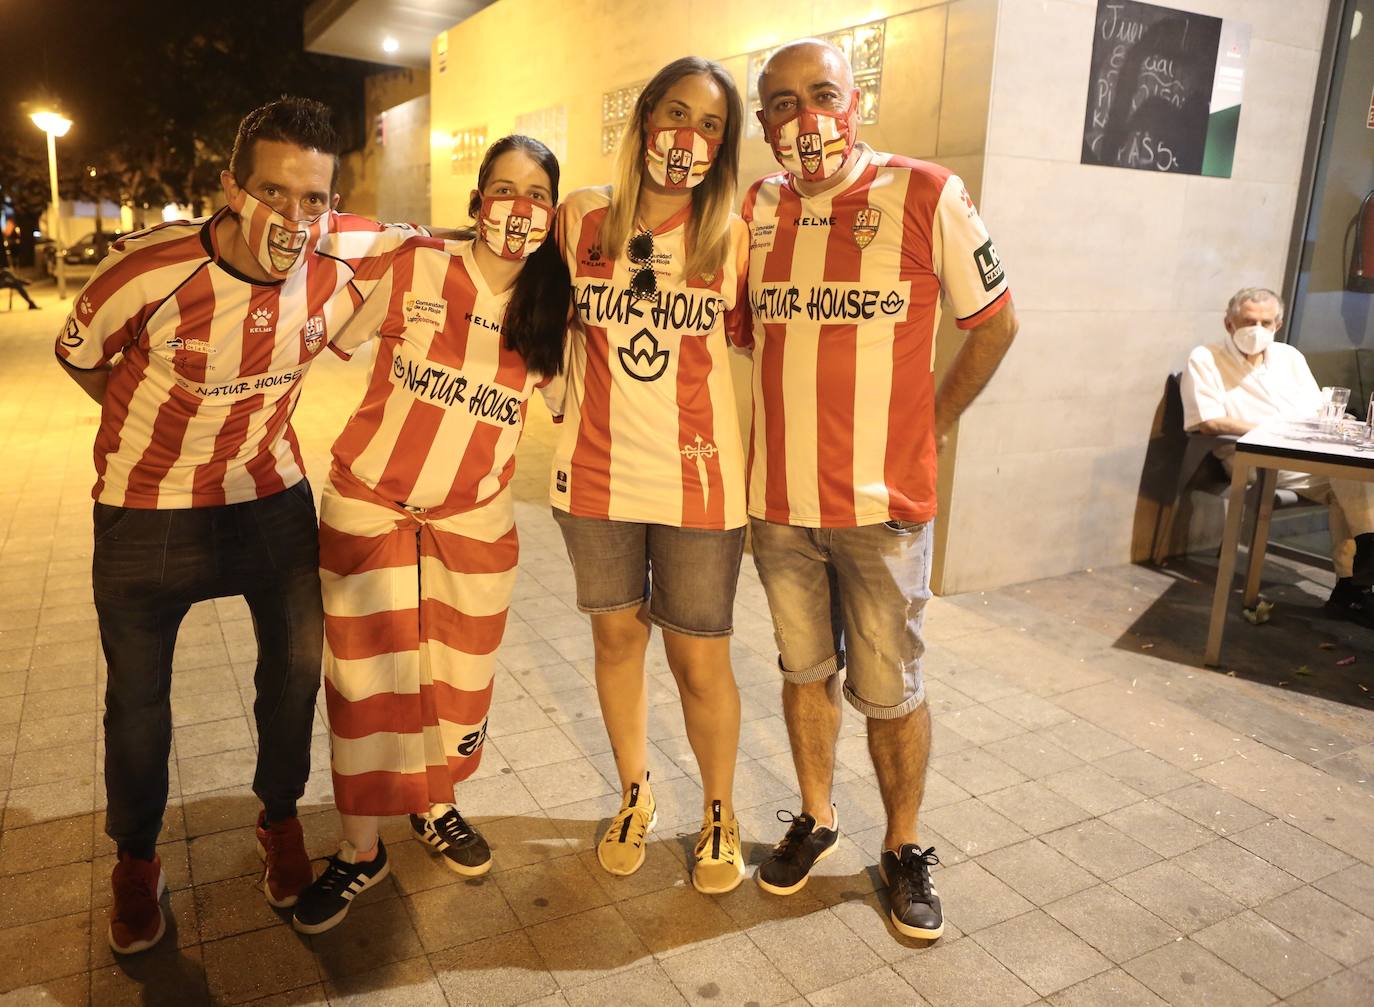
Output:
[
  {"xmin": 54, "ymin": 97, "xmax": 429, "ymax": 954},
  {"xmin": 734, "ymin": 40, "xmax": 1018, "ymax": 940}
]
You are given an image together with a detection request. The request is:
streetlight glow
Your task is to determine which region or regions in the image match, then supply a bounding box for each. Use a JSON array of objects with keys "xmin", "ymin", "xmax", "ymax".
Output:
[
  {"xmin": 30, "ymin": 111, "xmax": 72, "ymax": 137},
  {"xmin": 382, "ymin": 36, "xmax": 399, "ymax": 54},
  {"xmin": 30, "ymin": 109, "xmax": 74, "ymax": 298}
]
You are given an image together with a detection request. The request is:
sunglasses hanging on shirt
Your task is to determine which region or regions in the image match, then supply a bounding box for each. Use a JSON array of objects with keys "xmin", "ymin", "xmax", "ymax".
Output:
[{"xmin": 627, "ymin": 228, "xmax": 657, "ymax": 302}]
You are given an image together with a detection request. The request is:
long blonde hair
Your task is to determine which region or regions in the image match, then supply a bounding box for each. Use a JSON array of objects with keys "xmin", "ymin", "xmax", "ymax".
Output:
[{"xmin": 599, "ymin": 56, "xmax": 743, "ymax": 283}]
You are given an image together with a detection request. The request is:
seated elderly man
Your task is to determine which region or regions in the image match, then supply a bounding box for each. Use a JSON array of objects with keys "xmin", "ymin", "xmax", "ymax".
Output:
[{"xmin": 1182, "ymin": 286, "xmax": 1374, "ymax": 628}]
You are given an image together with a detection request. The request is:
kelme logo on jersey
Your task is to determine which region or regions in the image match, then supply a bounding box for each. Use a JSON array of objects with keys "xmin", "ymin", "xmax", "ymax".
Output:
[
  {"xmin": 618, "ymin": 329, "xmax": 670, "ymax": 382},
  {"xmin": 973, "ymin": 238, "xmax": 1003, "ymax": 292},
  {"xmin": 250, "ymin": 307, "xmax": 274, "ymax": 333},
  {"xmin": 78, "ymin": 295, "xmax": 94, "ymax": 322},
  {"xmin": 852, "ymin": 208, "xmax": 881, "ymax": 249}
]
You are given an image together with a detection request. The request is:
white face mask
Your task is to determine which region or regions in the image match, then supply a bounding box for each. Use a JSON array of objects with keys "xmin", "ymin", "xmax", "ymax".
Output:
[{"xmin": 1231, "ymin": 324, "xmax": 1275, "ymax": 356}]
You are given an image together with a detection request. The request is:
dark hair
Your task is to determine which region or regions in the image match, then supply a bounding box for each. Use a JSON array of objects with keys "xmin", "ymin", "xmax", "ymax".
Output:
[
  {"xmin": 470, "ymin": 135, "xmax": 570, "ymax": 377},
  {"xmin": 229, "ymin": 96, "xmax": 342, "ymax": 192}
]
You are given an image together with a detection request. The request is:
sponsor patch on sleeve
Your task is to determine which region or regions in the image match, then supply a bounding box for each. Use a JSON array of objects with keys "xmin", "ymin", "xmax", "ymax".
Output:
[{"xmin": 973, "ymin": 239, "xmax": 1004, "ymax": 293}]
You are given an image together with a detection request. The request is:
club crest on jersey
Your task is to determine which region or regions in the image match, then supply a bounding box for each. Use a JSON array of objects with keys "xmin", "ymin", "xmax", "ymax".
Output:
[
  {"xmin": 250, "ymin": 307, "xmax": 274, "ymax": 333},
  {"xmin": 618, "ymin": 329, "xmax": 670, "ymax": 382},
  {"xmin": 666, "ymin": 146, "xmax": 694, "ymax": 187},
  {"xmin": 300, "ymin": 314, "xmax": 326, "ymax": 353},
  {"xmin": 798, "ymin": 132, "xmax": 824, "ymax": 176},
  {"xmin": 852, "ymin": 208, "xmax": 881, "ymax": 250},
  {"xmin": 505, "ymin": 212, "xmax": 533, "ymax": 256}
]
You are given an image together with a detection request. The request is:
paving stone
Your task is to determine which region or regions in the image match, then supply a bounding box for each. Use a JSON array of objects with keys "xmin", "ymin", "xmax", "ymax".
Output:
[
  {"xmin": 986, "ymin": 693, "xmax": 1071, "ymax": 732},
  {"xmin": 828, "ymin": 891, "xmax": 964, "ymax": 965},
  {"xmin": 1122, "ymin": 938, "xmax": 1275, "ymax": 1007},
  {"xmin": 201, "ymin": 925, "xmax": 321, "ymax": 1004},
  {"xmin": 971, "ymin": 909, "xmax": 1110, "ymax": 996},
  {"xmin": 1045, "ymin": 968, "xmax": 1166, "ymax": 1006},
  {"xmin": 1111, "ymin": 861, "xmax": 1243, "ymax": 934},
  {"xmin": 1100, "ymin": 799, "xmax": 1215, "ymax": 858},
  {"xmin": 1158, "ymin": 781, "xmax": 1270, "ymax": 837},
  {"xmin": 921, "ymin": 798, "xmax": 1030, "ymax": 859},
  {"xmin": 526, "ymin": 904, "xmax": 650, "ymax": 989},
  {"xmin": 324, "ymin": 956, "xmax": 445, "ymax": 1007},
  {"xmin": 616, "ymin": 883, "xmax": 735, "ymax": 958},
  {"xmin": 806, "ymin": 966, "xmax": 927, "ymax": 1006},
  {"xmin": 1255, "ymin": 886, "xmax": 1374, "ymax": 966},
  {"xmin": 1172, "ymin": 839, "xmax": 1303, "ymax": 908},
  {"xmin": 1040, "ymin": 720, "xmax": 1134, "ymax": 762},
  {"xmin": 929, "ymin": 860, "xmax": 1033, "ymax": 934},
  {"xmin": 1191, "ymin": 909, "xmax": 1341, "ymax": 997},
  {"xmin": 562, "ymin": 961, "xmax": 687, "ymax": 1007},
  {"xmin": 1092, "ymin": 749, "xmax": 1196, "ymax": 797},
  {"xmin": 1044, "ymin": 884, "xmax": 1180, "ymax": 964},
  {"xmin": 982, "ymin": 733, "xmax": 1083, "ymax": 779},
  {"xmin": 309, "ymin": 896, "xmax": 423, "ymax": 981},
  {"xmin": 1313, "ymin": 862, "xmax": 1374, "ymax": 917},
  {"xmin": 1041, "ymin": 764, "xmax": 1143, "ymax": 816},
  {"xmin": 429, "ymin": 931, "xmax": 558, "ymax": 1007},
  {"xmin": 1282, "ymin": 960, "xmax": 1374, "ymax": 1007},
  {"xmin": 0, "ymin": 910, "xmax": 90, "ymax": 993},
  {"xmin": 940, "ymin": 704, "xmax": 1024, "ymax": 745},
  {"xmin": 895, "ymin": 937, "xmax": 1039, "ymax": 1007},
  {"xmin": 1042, "ymin": 820, "xmax": 1159, "ymax": 881},
  {"xmin": 406, "ymin": 876, "xmax": 521, "ymax": 954},
  {"xmin": 931, "ymin": 747, "xmax": 1027, "ymax": 796},
  {"xmin": 976, "ymin": 838, "xmax": 1097, "ymax": 905},
  {"xmin": 1230, "ymin": 820, "xmax": 1355, "ymax": 883},
  {"xmin": 660, "ymin": 932, "xmax": 798, "ymax": 1005},
  {"xmin": 982, "ymin": 781, "xmax": 1092, "ymax": 836},
  {"xmin": 749, "ymin": 907, "xmax": 883, "ymax": 994}
]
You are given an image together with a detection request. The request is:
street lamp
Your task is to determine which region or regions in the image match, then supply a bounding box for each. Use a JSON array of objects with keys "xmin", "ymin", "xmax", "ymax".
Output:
[{"xmin": 30, "ymin": 110, "xmax": 72, "ymax": 299}]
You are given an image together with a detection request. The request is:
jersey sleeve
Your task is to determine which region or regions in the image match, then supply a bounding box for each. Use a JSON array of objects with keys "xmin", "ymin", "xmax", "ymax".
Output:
[
  {"xmin": 932, "ymin": 175, "xmax": 1010, "ymax": 330},
  {"xmin": 329, "ymin": 256, "xmax": 399, "ymax": 360},
  {"xmin": 723, "ymin": 216, "xmax": 754, "ymax": 352},
  {"xmin": 54, "ymin": 243, "xmax": 147, "ymax": 370},
  {"xmin": 320, "ymin": 213, "xmax": 430, "ymax": 273},
  {"xmin": 1181, "ymin": 347, "xmax": 1227, "ymax": 431},
  {"xmin": 536, "ymin": 371, "xmax": 566, "ymax": 421}
]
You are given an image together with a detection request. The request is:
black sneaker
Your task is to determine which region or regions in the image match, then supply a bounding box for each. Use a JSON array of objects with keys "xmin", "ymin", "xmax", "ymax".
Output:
[
  {"xmin": 1325, "ymin": 584, "xmax": 1374, "ymax": 630},
  {"xmin": 756, "ymin": 806, "xmax": 839, "ymax": 896},
  {"xmin": 291, "ymin": 838, "xmax": 391, "ymax": 935},
  {"xmin": 410, "ymin": 805, "xmax": 492, "ymax": 876},
  {"xmin": 880, "ymin": 844, "xmax": 943, "ymax": 939}
]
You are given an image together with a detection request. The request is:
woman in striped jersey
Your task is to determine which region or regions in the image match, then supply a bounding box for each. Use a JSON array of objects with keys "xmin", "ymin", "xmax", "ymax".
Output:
[
  {"xmin": 291, "ymin": 136, "xmax": 569, "ymax": 934},
  {"xmin": 552, "ymin": 57, "xmax": 751, "ymax": 894}
]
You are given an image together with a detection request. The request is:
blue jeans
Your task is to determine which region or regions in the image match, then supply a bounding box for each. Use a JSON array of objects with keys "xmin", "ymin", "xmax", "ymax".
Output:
[
  {"xmin": 749, "ymin": 518, "xmax": 932, "ymax": 719},
  {"xmin": 93, "ymin": 481, "xmax": 324, "ymax": 855}
]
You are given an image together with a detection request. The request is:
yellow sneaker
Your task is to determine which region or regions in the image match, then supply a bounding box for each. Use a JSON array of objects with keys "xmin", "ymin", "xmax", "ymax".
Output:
[
  {"xmin": 597, "ymin": 775, "xmax": 656, "ymax": 876},
  {"xmin": 692, "ymin": 799, "xmax": 745, "ymax": 895}
]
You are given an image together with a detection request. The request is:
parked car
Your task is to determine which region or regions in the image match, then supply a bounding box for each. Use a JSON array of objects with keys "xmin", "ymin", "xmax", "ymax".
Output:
[{"xmin": 42, "ymin": 230, "xmax": 125, "ymax": 274}]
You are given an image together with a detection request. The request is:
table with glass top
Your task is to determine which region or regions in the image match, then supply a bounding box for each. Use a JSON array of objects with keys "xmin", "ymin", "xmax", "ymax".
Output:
[{"xmin": 1205, "ymin": 420, "xmax": 1374, "ymax": 666}]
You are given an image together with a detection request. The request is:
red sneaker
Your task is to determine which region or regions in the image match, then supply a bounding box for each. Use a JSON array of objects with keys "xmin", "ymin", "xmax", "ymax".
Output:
[
  {"xmin": 256, "ymin": 811, "xmax": 313, "ymax": 908},
  {"xmin": 109, "ymin": 851, "xmax": 167, "ymax": 954}
]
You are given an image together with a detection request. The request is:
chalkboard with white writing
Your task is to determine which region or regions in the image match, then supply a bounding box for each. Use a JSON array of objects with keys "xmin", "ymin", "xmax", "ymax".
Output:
[{"xmin": 1081, "ymin": 0, "xmax": 1223, "ymax": 175}]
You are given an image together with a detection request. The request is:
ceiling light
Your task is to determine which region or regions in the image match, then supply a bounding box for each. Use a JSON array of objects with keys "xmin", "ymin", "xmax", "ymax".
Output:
[{"xmin": 382, "ymin": 37, "xmax": 399, "ymax": 54}]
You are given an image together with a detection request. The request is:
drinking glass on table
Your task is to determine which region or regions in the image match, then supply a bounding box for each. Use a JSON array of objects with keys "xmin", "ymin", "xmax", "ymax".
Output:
[{"xmin": 1322, "ymin": 387, "xmax": 1351, "ymax": 432}]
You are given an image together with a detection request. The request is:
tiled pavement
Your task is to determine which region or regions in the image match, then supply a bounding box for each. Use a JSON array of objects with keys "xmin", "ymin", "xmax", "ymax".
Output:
[{"xmin": 2, "ymin": 286, "xmax": 1374, "ymax": 1005}]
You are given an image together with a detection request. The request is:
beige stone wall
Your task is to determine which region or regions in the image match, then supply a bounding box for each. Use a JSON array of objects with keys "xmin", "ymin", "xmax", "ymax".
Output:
[{"xmin": 935, "ymin": 0, "xmax": 1329, "ymax": 593}]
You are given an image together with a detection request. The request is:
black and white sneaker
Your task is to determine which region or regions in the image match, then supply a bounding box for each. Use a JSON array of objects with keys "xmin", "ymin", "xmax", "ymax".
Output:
[
  {"xmin": 410, "ymin": 804, "xmax": 492, "ymax": 876},
  {"xmin": 756, "ymin": 806, "xmax": 839, "ymax": 896},
  {"xmin": 291, "ymin": 838, "xmax": 391, "ymax": 935},
  {"xmin": 879, "ymin": 844, "xmax": 944, "ymax": 940}
]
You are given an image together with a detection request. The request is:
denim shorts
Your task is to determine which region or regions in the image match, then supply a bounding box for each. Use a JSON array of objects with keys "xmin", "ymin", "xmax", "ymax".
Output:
[
  {"xmin": 749, "ymin": 517, "xmax": 932, "ymax": 719},
  {"xmin": 552, "ymin": 509, "xmax": 746, "ymax": 637}
]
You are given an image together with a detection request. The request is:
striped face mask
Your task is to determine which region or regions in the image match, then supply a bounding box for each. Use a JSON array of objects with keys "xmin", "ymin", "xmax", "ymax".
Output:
[
  {"xmin": 478, "ymin": 195, "xmax": 552, "ymax": 260},
  {"xmin": 231, "ymin": 190, "xmax": 331, "ymax": 278},
  {"xmin": 644, "ymin": 126, "xmax": 720, "ymax": 190},
  {"xmin": 760, "ymin": 93, "xmax": 860, "ymax": 183}
]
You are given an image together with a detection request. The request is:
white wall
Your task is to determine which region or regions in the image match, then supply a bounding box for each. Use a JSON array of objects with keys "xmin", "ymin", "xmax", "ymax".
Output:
[{"xmin": 938, "ymin": 0, "xmax": 1329, "ymax": 592}]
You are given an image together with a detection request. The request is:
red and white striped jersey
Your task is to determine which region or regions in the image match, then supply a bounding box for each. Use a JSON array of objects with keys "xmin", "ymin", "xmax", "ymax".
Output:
[
  {"xmin": 55, "ymin": 210, "xmax": 425, "ymax": 508},
  {"xmin": 332, "ymin": 237, "xmax": 563, "ymax": 512},
  {"xmin": 553, "ymin": 186, "xmax": 748, "ymax": 529},
  {"xmin": 734, "ymin": 145, "xmax": 1011, "ymax": 528}
]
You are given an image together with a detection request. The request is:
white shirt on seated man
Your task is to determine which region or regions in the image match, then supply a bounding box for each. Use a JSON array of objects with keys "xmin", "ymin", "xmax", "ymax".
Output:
[{"xmin": 1181, "ymin": 286, "xmax": 1374, "ymax": 628}]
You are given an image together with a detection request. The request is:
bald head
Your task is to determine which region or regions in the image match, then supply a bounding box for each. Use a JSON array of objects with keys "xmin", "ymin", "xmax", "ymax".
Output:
[{"xmin": 757, "ymin": 38, "xmax": 856, "ymax": 127}]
